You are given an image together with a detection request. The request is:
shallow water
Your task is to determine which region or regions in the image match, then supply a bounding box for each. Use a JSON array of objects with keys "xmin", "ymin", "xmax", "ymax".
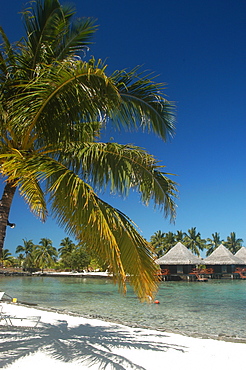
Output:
[{"xmin": 1, "ymin": 276, "xmax": 246, "ymax": 340}]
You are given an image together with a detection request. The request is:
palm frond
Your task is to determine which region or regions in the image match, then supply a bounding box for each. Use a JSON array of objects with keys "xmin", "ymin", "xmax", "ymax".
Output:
[
  {"xmin": 22, "ymin": 0, "xmax": 68, "ymax": 67},
  {"xmin": 111, "ymin": 68, "xmax": 175, "ymax": 140},
  {"xmin": 55, "ymin": 18, "xmax": 97, "ymax": 61},
  {"xmin": 21, "ymin": 0, "xmax": 97, "ymax": 69},
  {"xmin": 49, "ymin": 171, "xmax": 159, "ymax": 300},
  {"xmin": 9, "ymin": 154, "xmax": 159, "ymax": 300},
  {"xmin": 6, "ymin": 59, "xmax": 120, "ymax": 147},
  {"xmin": 58, "ymin": 142, "xmax": 177, "ymax": 220},
  {"xmin": 0, "ymin": 27, "xmax": 17, "ymax": 78},
  {"xmin": 0, "ymin": 152, "xmax": 47, "ymax": 220}
]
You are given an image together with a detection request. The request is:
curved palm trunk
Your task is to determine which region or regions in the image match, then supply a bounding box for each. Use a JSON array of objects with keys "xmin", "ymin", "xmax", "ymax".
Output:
[{"xmin": 0, "ymin": 181, "xmax": 17, "ymax": 255}]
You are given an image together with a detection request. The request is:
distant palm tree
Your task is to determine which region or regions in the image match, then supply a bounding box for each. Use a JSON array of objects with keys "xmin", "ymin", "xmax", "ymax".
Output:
[
  {"xmin": 224, "ymin": 232, "xmax": 243, "ymax": 254},
  {"xmin": 17, "ymin": 253, "xmax": 25, "ymax": 268},
  {"xmin": 175, "ymin": 230, "xmax": 185, "ymax": 243},
  {"xmin": 58, "ymin": 237, "xmax": 77, "ymax": 269},
  {"xmin": 183, "ymin": 227, "xmax": 206, "ymax": 256},
  {"xmin": 150, "ymin": 231, "xmax": 166, "ymax": 258},
  {"xmin": 206, "ymin": 232, "xmax": 223, "ymax": 256},
  {"xmin": 16, "ymin": 239, "xmax": 34, "ymax": 257},
  {"xmin": 0, "ymin": 249, "xmax": 13, "ymax": 267},
  {"xmin": 34, "ymin": 238, "xmax": 58, "ymax": 272},
  {"xmin": 58, "ymin": 237, "xmax": 76, "ymax": 259},
  {"xmin": 162, "ymin": 232, "xmax": 176, "ymax": 253}
]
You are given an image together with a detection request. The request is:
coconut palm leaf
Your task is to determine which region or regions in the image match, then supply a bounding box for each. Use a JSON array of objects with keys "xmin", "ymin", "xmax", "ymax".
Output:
[
  {"xmin": 111, "ymin": 68, "xmax": 175, "ymax": 140},
  {"xmin": 54, "ymin": 18, "xmax": 98, "ymax": 61},
  {"xmin": 6, "ymin": 60, "xmax": 119, "ymax": 146},
  {"xmin": 50, "ymin": 182, "xmax": 159, "ymax": 299},
  {"xmin": 0, "ymin": 151, "xmax": 47, "ymax": 220},
  {"xmin": 0, "ymin": 27, "xmax": 17, "ymax": 78},
  {"xmin": 57, "ymin": 142, "xmax": 177, "ymax": 218},
  {"xmin": 18, "ymin": 154, "xmax": 159, "ymax": 298},
  {"xmin": 1, "ymin": 148, "xmax": 161, "ymax": 298},
  {"xmin": 8, "ymin": 60, "xmax": 175, "ymax": 152},
  {"xmin": 21, "ymin": 0, "xmax": 97, "ymax": 69}
]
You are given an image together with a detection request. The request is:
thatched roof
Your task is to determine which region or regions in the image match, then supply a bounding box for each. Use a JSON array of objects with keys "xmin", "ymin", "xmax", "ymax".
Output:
[
  {"xmin": 203, "ymin": 244, "xmax": 244, "ymax": 265},
  {"xmin": 155, "ymin": 242, "xmax": 202, "ymax": 265},
  {"xmin": 235, "ymin": 247, "xmax": 246, "ymax": 264}
]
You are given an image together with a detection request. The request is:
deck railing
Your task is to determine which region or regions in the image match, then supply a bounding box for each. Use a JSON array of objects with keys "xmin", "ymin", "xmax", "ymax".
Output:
[{"xmin": 190, "ymin": 268, "xmax": 214, "ymax": 275}]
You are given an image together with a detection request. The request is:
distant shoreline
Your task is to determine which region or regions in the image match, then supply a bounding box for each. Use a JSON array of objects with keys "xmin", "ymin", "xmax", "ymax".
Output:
[
  {"xmin": 0, "ymin": 268, "xmax": 111, "ymax": 278},
  {"xmin": 33, "ymin": 271, "xmax": 112, "ymax": 278}
]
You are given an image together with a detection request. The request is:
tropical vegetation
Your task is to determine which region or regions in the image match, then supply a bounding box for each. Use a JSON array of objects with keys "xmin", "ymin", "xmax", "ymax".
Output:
[
  {"xmin": 58, "ymin": 237, "xmax": 91, "ymax": 271},
  {"xmin": 0, "ymin": 0, "xmax": 178, "ymax": 300},
  {"xmin": 224, "ymin": 232, "xmax": 244, "ymax": 254},
  {"xmin": 0, "ymin": 230, "xmax": 244, "ymax": 270},
  {"xmin": 16, "ymin": 238, "xmax": 35, "ymax": 270},
  {"xmin": 0, "ymin": 248, "xmax": 14, "ymax": 267},
  {"xmin": 13, "ymin": 237, "xmax": 101, "ymax": 271},
  {"xmin": 34, "ymin": 238, "xmax": 57, "ymax": 272},
  {"xmin": 206, "ymin": 232, "xmax": 222, "ymax": 256},
  {"xmin": 183, "ymin": 227, "xmax": 206, "ymax": 257},
  {"xmin": 150, "ymin": 229, "xmax": 244, "ymax": 258},
  {"xmin": 150, "ymin": 231, "xmax": 166, "ymax": 258}
]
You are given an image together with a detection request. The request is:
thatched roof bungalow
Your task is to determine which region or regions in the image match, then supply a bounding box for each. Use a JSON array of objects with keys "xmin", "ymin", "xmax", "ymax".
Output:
[
  {"xmin": 203, "ymin": 244, "xmax": 244, "ymax": 274},
  {"xmin": 156, "ymin": 242, "xmax": 202, "ymax": 276},
  {"xmin": 234, "ymin": 247, "xmax": 246, "ymax": 266}
]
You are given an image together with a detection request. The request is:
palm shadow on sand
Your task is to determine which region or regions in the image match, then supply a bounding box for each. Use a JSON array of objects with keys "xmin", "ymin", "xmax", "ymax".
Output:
[{"xmin": 0, "ymin": 320, "xmax": 187, "ymax": 369}]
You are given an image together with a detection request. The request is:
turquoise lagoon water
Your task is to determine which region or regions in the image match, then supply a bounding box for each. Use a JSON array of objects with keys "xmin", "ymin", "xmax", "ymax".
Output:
[{"xmin": 1, "ymin": 276, "xmax": 246, "ymax": 340}]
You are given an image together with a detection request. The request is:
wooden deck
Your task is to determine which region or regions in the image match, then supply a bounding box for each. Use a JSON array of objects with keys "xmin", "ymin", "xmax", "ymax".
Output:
[{"xmin": 156, "ymin": 267, "xmax": 246, "ymax": 281}]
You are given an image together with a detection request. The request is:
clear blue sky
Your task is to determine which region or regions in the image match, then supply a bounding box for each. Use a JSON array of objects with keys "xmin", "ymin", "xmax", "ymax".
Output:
[{"xmin": 1, "ymin": 0, "xmax": 245, "ymax": 256}]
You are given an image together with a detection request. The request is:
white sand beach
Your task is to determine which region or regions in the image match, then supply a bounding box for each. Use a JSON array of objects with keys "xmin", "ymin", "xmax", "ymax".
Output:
[{"xmin": 0, "ymin": 302, "xmax": 245, "ymax": 370}]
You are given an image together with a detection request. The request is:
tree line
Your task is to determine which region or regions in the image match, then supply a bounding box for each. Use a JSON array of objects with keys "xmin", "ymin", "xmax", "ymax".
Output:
[
  {"xmin": 150, "ymin": 228, "xmax": 244, "ymax": 258},
  {"xmin": 1, "ymin": 228, "xmax": 243, "ymax": 269},
  {"xmin": 0, "ymin": 237, "xmax": 105, "ymax": 272}
]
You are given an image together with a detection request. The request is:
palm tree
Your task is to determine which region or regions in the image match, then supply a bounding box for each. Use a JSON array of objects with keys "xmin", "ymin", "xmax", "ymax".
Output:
[
  {"xmin": 17, "ymin": 253, "xmax": 25, "ymax": 268},
  {"xmin": 58, "ymin": 237, "xmax": 76, "ymax": 269},
  {"xmin": 206, "ymin": 232, "xmax": 223, "ymax": 256},
  {"xmin": 0, "ymin": 248, "xmax": 13, "ymax": 267},
  {"xmin": 34, "ymin": 238, "xmax": 58, "ymax": 272},
  {"xmin": 58, "ymin": 237, "xmax": 76, "ymax": 259},
  {"xmin": 0, "ymin": 0, "xmax": 177, "ymax": 300},
  {"xmin": 16, "ymin": 239, "xmax": 35, "ymax": 258},
  {"xmin": 175, "ymin": 230, "xmax": 185, "ymax": 243},
  {"xmin": 150, "ymin": 230, "xmax": 166, "ymax": 258},
  {"xmin": 224, "ymin": 232, "xmax": 243, "ymax": 254},
  {"xmin": 16, "ymin": 238, "xmax": 36, "ymax": 269},
  {"xmin": 183, "ymin": 227, "xmax": 206, "ymax": 256},
  {"xmin": 162, "ymin": 231, "xmax": 176, "ymax": 253}
]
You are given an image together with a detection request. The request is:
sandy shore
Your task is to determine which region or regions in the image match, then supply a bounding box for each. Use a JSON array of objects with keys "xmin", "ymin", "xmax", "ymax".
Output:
[{"xmin": 0, "ymin": 302, "xmax": 245, "ymax": 370}]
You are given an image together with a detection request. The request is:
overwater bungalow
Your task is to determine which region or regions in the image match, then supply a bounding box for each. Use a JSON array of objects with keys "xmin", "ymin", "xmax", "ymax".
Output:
[
  {"xmin": 202, "ymin": 244, "xmax": 244, "ymax": 276},
  {"xmin": 155, "ymin": 242, "xmax": 202, "ymax": 280},
  {"xmin": 234, "ymin": 247, "xmax": 246, "ymax": 266},
  {"xmin": 233, "ymin": 247, "xmax": 246, "ymax": 278}
]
